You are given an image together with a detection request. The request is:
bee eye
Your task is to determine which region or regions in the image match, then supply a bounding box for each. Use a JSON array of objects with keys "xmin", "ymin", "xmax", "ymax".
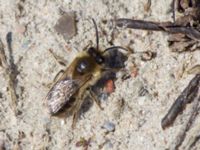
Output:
[{"xmin": 77, "ymin": 60, "xmax": 88, "ymax": 74}]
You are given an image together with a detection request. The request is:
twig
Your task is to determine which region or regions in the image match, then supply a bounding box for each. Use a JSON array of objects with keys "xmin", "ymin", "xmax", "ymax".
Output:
[
  {"xmin": 172, "ymin": 85, "xmax": 200, "ymax": 150},
  {"xmin": 188, "ymin": 134, "xmax": 200, "ymax": 149},
  {"xmin": 0, "ymin": 38, "xmax": 18, "ymax": 115},
  {"xmin": 172, "ymin": 0, "xmax": 176, "ymax": 23},
  {"xmin": 161, "ymin": 74, "xmax": 200, "ymax": 129},
  {"xmin": 115, "ymin": 19, "xmax": 200, "ymax": 41}
]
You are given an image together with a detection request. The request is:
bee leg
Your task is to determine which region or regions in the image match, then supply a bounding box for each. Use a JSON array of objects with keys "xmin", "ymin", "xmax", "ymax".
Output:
[
  {"xmin": 71, "ymin": 90, "xmax": 86, "ymax": 129},
  {"xmin": 71, "ymin": 100, "xmax": 82, "ymax": 128},
  {"xmin": 45, "ymin": 70, "xmax": 65, "ymax": 88},
  {"xmin": 53, "ymin": 70, "xmax": 65, "ymax": 82},
  {"xmin": 72, "ymin": 111, "xmax": 79, "ymax": 129},
  {"xmin": 71, "ymin": 99, "xmax": 86, "ymax": 128},
  {"xmin": 71, "ymin": 90, "xmax": 103, "ymax": 129},
  {"xmin": 71, "ymin": 100, "xmax": 81, "ymax": 128},
  {"xmin": 102, "ymin": 68, "xmax": 120, "ymax": 73},
  {"xmin": 48, "ymin": 49, "xmax": 68, "ymax": 66},
  {"xmin": 88, "ymin": 88, "xmax": 103, "ymax": 110}
]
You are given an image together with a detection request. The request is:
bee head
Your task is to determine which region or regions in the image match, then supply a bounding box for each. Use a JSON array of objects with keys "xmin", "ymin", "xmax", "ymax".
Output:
[
  {"xmin": 74, "ymin": 19, "xmax": 128, "ymax": 77},
  {"xmin": 87, "ymin": 47, "xmax": 104, "ymax": 64},
  {"xmin": 75, "ymin": 47, "xmax": 104, "ymax": 75}
]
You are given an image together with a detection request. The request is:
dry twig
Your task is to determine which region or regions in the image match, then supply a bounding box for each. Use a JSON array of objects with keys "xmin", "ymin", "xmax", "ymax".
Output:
[
  {"xmin": 172, "ymin": 84, "xmax": 200, "ymax": 149},
  {"xmin": 116, "ymin": 19, "xmax": 200, "ymax": 41},
  {"xmin": 0, "ymin": 38, "xmax": 18, "ymax": 115},
  {"xmin": 161, "ymin": 74, "xmax": 200, "ymax": 129}
]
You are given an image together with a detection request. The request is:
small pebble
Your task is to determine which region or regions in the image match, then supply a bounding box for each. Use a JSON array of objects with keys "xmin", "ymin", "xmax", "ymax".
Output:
[
  {"xmin": 15, "ymin": 24, "xmax": 26, "ymax": 34},
  {"xmin": 21, "ymin": 38, "xmax": 31, "ymax": 49},
  {"xmin": 103, "ymin": 121, "xmax": 115, "ymax": 132},
  {"xmin": 54, "ymin": 12, "xmax": 76, "ymax": 40},
  {"xmin": 61, "ymin": 119, "xmax": 66, "ymax": 125},
  {"xmin": 104, "ymin": 140, "xmax": 113, "ymax": 149},
  {"xmin": 98, "ymin": 93, "xmax": 109, "ymax": 101}
]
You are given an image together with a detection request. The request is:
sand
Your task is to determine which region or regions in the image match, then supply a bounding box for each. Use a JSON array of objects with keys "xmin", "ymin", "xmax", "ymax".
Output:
[{"xmin": 0, "ymin": 0, "xmax": 200, "ymax": 149}]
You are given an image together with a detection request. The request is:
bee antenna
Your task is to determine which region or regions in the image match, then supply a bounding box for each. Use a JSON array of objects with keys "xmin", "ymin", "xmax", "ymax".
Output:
[
  {"xmin": 92, "ymin": 18, "xmax": 99, "ymax": 51},
  {"xmin": 102, "ymin": 46, "xmax": 129, "ymax": 54}
]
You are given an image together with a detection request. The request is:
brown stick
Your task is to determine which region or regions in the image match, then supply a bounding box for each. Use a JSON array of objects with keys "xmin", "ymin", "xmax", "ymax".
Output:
[
  {"xmin": 161, "ymin": 74, "xmax": 200, "ymax": 129},
  {"xmin": 0, "ymin": 39, "xmax": 17, "ymax": 115},
  {"xmin": 172, "ymin": 0, "xmax": 176, "ymax": 23},
  {"xmin": 172, "ymin": 85, "xmax": 200, "ymax": 150},
  {"xmin": 115, "ymin": 18, "xmax": 200, "ymax": 41}
]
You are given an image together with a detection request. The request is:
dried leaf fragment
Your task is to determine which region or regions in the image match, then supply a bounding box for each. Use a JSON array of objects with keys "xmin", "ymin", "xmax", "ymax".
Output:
[
  {"xmin": 187, "ymin": 65, "xmax": 200, "ymax": 74},
  {"xmin": 144, "ymin": 0, "xmax": 151, "ymax": 12}
]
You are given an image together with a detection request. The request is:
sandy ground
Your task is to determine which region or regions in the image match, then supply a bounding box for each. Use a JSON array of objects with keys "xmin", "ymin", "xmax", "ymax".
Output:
[{"xmin": 0, "ymin": 0, "xmax": 200, "ymax": 150}]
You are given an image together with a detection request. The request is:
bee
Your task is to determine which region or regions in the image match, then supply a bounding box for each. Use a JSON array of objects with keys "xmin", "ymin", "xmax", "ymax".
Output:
[{"xmin": 45, "ymin": 19, "xmax": 127, "ymax": 128}]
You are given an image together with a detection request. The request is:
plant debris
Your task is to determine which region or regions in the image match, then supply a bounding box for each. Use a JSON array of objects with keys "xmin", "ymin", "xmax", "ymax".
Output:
[
  {"xmin": 75, "ymin": 137, "xmax": 91, "ymax": 150},
  {"xmin": 116, "ymin": 0, "xmax": 200, "ymax": 52},
  {"xmin": 161, "ymin": 74, "xmax": 200, "ymax": 129},
  {"xmin": 144, "ymin": 0, "xmax": 151, "ymax": 12},
  {"xmin": 0, "ymin": 33, "xmax": 18, "ymax": 116},
  {"xmin": 116, "ymin": 19, "xmax": 200, "ymax": 39},
  {"xmin": 187, "ymin": 65, "xmax": 200, "ymax": 74},
  {"xmin": 172, "ymin": 82, "xmax": 200, "ymax": 149}
]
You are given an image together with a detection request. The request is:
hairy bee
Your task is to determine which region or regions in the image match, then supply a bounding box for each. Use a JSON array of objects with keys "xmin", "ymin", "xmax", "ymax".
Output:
[{"xmin": 45, "ymin": 19, "xmax": 127, "ymax": 128}]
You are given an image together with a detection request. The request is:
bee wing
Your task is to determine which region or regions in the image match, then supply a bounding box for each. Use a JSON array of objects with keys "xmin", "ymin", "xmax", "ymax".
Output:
[{"xmin": 46, "ymin": 78, "xmax": 80, "ymax": 114}]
